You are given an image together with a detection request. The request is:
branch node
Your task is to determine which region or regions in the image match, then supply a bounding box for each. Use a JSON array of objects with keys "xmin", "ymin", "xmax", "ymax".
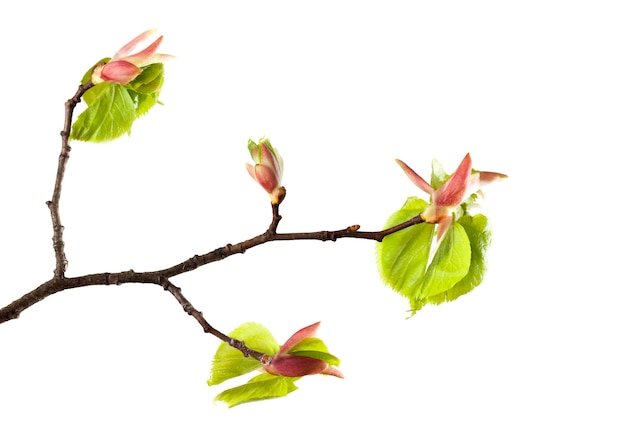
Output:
[
  {"xmin": 182, "ymin": 302, "xmax": 195, "ymax": 315},
  {"xmin": 324, "ymin": 230, "xmax": 338, "ymax": 242},
  {"xmin": 217, "ymin": 243, "xmax": 238, "ymax": 258},
  {"xmin": 229, "ymin": 338, "xmax": 248, "ymax": 356}
]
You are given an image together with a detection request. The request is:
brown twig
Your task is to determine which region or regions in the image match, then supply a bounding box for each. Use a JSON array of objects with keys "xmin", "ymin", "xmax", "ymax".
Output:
[
  {"xmin": 46, "ymin": 81, "xmax": 93, "ymax": 278},
  {"xmin": 161, "ymin": 279, "xmax": 270, "ymax": 363}
]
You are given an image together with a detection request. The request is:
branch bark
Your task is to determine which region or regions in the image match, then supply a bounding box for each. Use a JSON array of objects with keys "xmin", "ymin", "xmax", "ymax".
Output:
[
  {"xmin": 46, "ymin": 81, "xmax": 93, "ymax": 278},
  {"xmin": 0, "ymin": 213, "xmax": 424, "ymax": 324}
]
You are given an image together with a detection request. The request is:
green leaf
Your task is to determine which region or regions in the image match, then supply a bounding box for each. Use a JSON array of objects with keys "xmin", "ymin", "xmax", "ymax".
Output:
[
  {"xmin": 207, "ymin": 322, "xmax": 280, "ymax": 386},
  {"xmin": 430, "ymin": 158, "xmax": 448, "ymax": 189},
  {"xmin": 427, "ymin": 214, "xmax": 491, "ymax": 306},
  {"xmin": 127, "ymin": 63, "xmax": 164, "ymax": 118},
  {"xmin": 376, "ymin": 197, "xmax": 481, "ymax": 313},
  {"xmin": 71, "ymin": 83, "xmax": 135, "ymax": 142},
  {"xmin": 416, "ymin": 222, "xmax": 471, "ymax": 306},
  {"xmin": 214, "ymin": 373, "xmax": 299, "ymax": 408},
  {"xmin": 128, "ymin": 90, "xmax": 159, "ymax": 118},
  {"xmin": 288, "ymin": 337, "xmax": 341, "ymax": 366},
  {"xmin": 71, "ymin": 62, "xmax": 166, "ymax": 143},
  {"xmin": 376, "ymin": 197, "xmax": 435, "ymax": 302},
  {"xmin": 128, "ymin": 63, "xmax": 164, "ymax": 95}
]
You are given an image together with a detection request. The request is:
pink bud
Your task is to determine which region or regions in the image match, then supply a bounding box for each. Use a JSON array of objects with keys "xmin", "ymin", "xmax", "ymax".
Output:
[
  {"xmin": 263, "ymin": 322, "xmax": 344, "ymax": 379},
  {"xmin": 91, "ymin": 29, "xmax": 173, "ymax": 85},
  {"xmin": 93, "ymin": 60, "xmax": 142, "ymax": 85},
  {"xmin": 397, "ymin": 153, "xmax": 506, "ymax": 240},
  {"xmin": 246, "ymin": 138, "xmax": 285, "ymax": 204}
]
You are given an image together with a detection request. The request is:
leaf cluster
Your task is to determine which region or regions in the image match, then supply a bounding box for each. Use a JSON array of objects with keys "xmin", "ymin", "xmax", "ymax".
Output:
[
  {"xmin": 208, "ymin": 322, "xmax": 339, "ymax": 407},
  {"xmin": 71, "ymin": 63, "xmax": 165, "ymax": 142},
  {"xmin": 376, "ymin": 161, "xmax": 492, "ymax": 314}
]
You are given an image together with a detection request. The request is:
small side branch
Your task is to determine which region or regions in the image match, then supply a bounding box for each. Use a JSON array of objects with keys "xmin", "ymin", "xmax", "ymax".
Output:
[
  {"xmin": 161, "ymin": 279, "xmax": 271, "ymax": 363},
  {"xmin": 271, "ymin": 214, "xmax": 425, "ymax": 243},
  {"xmin": 46, "ymin": 81, "xmax": 93, "ymax": 278}
]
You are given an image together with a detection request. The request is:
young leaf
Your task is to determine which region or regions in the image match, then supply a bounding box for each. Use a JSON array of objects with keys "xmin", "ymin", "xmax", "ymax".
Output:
[
  {"xmin": 127, "ymin": 63, "xmax": 164, "ymax": 95},
  {"xmin": 287, "ymin": 337, "xmax": 341, "ymax": 366},
  {"xmin": 127, "ymin": 89, "xmax": 159, "ymax": 119},
  {"xmin": 376, "ymin": 197, "xmax": 434, "ymax": 302},
  {"xmin": 207, "ymin": 322, "xmax": 279, "ymax": 386},
  {"xmin": 71, "ymin": 83, "xmax": 135, "ymax": 142},
  {"xmin": 430, "ymin": 158, "xmax": 448, "ymax": 189},
  {"xmin": 416, "ymin": 221, "xmax": 471, "ymax": 305},
  {"xmin": 427, "ymin": 214, "xmax": 491, "ymax": 306},
  {"xmin": 127, "ymin": 63, "xmax": 165, "ymax": 118},
  {"xmin": 214, "ymin": 373, "xmax": 299, "ymax": 408}
]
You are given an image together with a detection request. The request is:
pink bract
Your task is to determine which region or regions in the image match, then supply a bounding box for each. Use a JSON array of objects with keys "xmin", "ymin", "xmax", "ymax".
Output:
[
  {"xmin": 263, "ymin": 322, "xmax": 344, "ymax": 379},
  {"xmin": 396, "ymin": 153, "xmax": 506, "ymax": 240},
  {"xmin": 91, "ymin": 29, "xmax": 173, "ymax": 85}
]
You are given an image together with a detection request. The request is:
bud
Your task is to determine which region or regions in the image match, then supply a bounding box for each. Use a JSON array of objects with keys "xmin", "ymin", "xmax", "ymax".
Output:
[
  {"xmin": 91, "ymin": 29, "xmax": 174, "ymax": 85},
  {"xmin": 246, "ymin": 138, "xmax": 285, "ymax": 204},
  {"xmin": 263, "ymin": 322, "xmax": 343, "ymax": 379},
  {"xmin": 396, "ymin": 153, "xmax": 507, "ymax": 239}
]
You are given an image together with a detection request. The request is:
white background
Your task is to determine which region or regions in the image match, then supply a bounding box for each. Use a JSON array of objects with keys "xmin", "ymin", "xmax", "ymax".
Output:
[{"xmin": 1, "ymin": 1, "xmax": 624, "ymax": 444}]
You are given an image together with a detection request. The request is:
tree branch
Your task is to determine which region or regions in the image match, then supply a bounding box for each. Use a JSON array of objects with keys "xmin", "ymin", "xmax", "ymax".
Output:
[
  {"xmin": 0, "ymin": 81, "xmax": 425, "ymax": 371},
  {"xmin": 0, "ymin": 211, "xmax": 424, "ymax": 324}
]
